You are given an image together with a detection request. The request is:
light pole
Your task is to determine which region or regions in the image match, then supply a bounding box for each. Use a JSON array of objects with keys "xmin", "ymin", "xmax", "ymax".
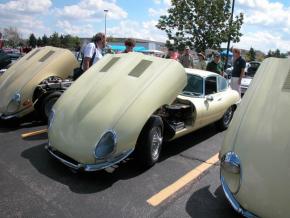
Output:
[
  {"xmin": 104, "ymin": 9, "xmax": 108, "ymax": 38},
  {"xmin": 225, "ymin": 0, "xmax": 235, "ymax": 70}
]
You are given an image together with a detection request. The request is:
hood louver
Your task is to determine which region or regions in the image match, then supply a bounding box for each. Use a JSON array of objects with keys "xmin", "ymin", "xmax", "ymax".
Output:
[{"xmin": 282, "ymin": 69, "xmax": 290, "ymax": 91}]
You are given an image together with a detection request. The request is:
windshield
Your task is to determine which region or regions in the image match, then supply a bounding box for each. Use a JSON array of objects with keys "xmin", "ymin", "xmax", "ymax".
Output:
[{"xmin": 182, "ymin": 74, "xmax": 203, "ymax": 96}]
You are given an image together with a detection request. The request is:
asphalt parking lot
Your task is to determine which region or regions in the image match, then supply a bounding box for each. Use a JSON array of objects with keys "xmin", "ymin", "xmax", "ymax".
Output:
[{"xmin": 0, "ymin": 114, "xmax": 242, "ymax": 218}]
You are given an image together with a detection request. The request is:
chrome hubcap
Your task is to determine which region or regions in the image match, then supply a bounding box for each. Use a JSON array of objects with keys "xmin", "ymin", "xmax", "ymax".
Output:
[
  {"xmin": 223, "ymin": 107, "xmax": 233, "ymax": 126},
  {"xmin": 151, "ymin": 127, "xmax": 163, "ymax": 160}
]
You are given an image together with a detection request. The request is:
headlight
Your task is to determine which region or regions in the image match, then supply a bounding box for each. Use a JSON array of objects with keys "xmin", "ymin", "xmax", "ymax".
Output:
[
  {"xmin": 221, "ymin": 151, "xmax": 241, "ymax": 194},
  {"xmin": 94, "ymin": 130, "xmax": 117, "ymax": 159},
  {"xmin": 48, "ymin": 109, "xmax": 55, "ymax": 129},
  {"xmin": 6, "ymin": 92, "xmax": 21, "ymax": 113}
]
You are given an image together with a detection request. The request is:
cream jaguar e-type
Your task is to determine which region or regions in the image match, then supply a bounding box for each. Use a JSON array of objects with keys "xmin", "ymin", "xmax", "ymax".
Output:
[
  {"xmin": 47, "ymin": 53, "xmax": 240, "ymax": 171},
  {"xmin": 220, "ymin": 58, "xmax": 290, "ymax": 218},
  {"xmin": 0, "ymin": 46, "xmax": 78, "ymax": 120}
]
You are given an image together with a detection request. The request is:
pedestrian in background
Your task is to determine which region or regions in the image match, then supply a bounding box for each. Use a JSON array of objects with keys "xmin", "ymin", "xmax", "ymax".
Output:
[
  {"xmin": 82, "ymin": 32, "xmax": 106, "ymax": 72},
  {"xmin": 195, "ymin": 52, "xmax": 207, "ymax": 70},
  {"xmin": 206, "ymin": 52, "xmax": 224, "ymax": 76},
  {"xmin": 179, "ymin": 46, "xmax": 194, "ymax": 68},
  {"xmin": 231, "ymin": 48, "xmax": 246, "ymax": 97},
  {"xmin": 123, "ymin": 38, "xmax": 136, "ymax": 53}
]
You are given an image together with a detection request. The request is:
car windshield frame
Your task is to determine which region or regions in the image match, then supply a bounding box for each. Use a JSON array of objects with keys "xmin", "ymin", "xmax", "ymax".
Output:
[{"xmin": 181, "ymin": 74, "xmax": 204, "ymax": 97}]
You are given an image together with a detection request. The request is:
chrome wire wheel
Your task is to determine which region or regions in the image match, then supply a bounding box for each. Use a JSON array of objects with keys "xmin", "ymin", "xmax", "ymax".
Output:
[
  {"xmin": 223, "ymin": 107, "xmax": 233, "ymax": 127},
  {"xmin": 151, "ymin": 126, "xmax": 163, "ymax": 161}
]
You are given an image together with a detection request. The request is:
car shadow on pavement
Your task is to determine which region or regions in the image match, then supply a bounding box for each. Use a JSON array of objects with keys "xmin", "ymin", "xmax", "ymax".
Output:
[
  {"xmin": 159, "ymin": 124, "xmax": 219, "ymax": 162},
  {"xmin": 0, "ymin": 112, "xmax": 45, "ymax": 133},
  {"xmin": 185, "ymin": 186, "xmax": 242, "ymax": 218},
  {"xmin": 20, "ymin": 124, "xmax": 221, "ymax": 194},
  {"xmin": 21, "ymin": 143, "xmax": 148, "ymax": 194}
]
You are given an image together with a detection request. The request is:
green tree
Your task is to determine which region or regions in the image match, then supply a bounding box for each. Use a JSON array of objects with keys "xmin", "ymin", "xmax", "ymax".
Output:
[
  {"xmin": 267, "ymin": 50, "xmax": 273, "ymax": 57},
  {"xmin": 36, "ymin": 37, "xmax": 43, "ymax": 47},
  {"xmin": 42, "ymin": 34, "xmax": 48, "ymax": 46},
  {"xmin": 157, "ymin": 0, "xmax": 244, "ymax": 52},
  {"xmin": 48, "ymin": 32, "xmax": 61, "ymax": 47},
  {"xmin": 247, "ymin": 47, "xmax": 256, "ymax": 61},
  {"xmin": 274, "ymin": 49, "xmax": 281, "ymax": 57},
  {"xmin": 28, "ymin": 33, "xmax": 37, "ymax": 48}
]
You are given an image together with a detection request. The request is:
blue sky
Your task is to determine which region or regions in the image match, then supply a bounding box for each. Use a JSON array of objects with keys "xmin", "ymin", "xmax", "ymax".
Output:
[{"xmin": 0, "ymin": 0, "xmax": 290, "ymax": 52}]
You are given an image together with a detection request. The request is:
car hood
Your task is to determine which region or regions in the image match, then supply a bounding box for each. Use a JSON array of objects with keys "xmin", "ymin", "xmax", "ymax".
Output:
[
  {"xmin": 221, "ymin": 58, "xmax": 290, "ymax": 217},
  {"xmin": 48, "ymin": 53, "xmax": 187, "ymax": 163},
  {"xmin": 0, "ymin": 46, "xmax": 78, "ymax": 114}
]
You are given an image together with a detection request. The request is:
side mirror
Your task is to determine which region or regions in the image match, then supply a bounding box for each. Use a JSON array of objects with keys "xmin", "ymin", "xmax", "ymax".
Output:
[{"xmin": 206, "ymin": 95, "xmax": 214, "ymax": 101}]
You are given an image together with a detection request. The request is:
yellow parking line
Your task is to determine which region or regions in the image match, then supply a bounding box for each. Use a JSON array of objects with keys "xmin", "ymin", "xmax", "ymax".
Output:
[
  {"xmin": 21, "ymin": 129, "xmax": 48, "ymax": 139},
  {"xmin": 147, "ymin": 153, "xmax": 219, "ymax": 207}
]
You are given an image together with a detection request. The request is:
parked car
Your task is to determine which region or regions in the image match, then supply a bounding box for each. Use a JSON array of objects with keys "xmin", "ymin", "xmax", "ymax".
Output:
[
  {"xmin": 241, "ymin": 61, "xmax": 261, "ymax": 95},
  {"xmin": 47, "ymin": 52, "xmax": 240, "ymax": 171},
  {"xmin": 220, "ymin": 58, "xmax": 290, "ymax": 218},
  {"xmin": 0, "ymin": 49, "xmax": 11, "ymax": 69},
  {"xmin": 0, "ymin": 46, "xmax": 79, "ymax": 120}
]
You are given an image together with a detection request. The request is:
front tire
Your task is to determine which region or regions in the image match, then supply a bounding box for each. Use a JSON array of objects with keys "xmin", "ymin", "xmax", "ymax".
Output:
[
  {"xmin": 135, "ymin": 116, "xmax": 164, "ymax": 167},
  {"xmin": 217, "ymin": 106, "xmax": 234, "ymax": 130},
  {"xmin": 37, "ymin": 92, "xmax": 62, "ymax": 120}
]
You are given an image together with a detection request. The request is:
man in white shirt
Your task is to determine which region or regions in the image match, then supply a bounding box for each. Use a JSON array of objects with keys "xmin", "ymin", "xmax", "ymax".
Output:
[{"xmin": 82, "ymin": 32, "xmax": 106, "ymax": 72}]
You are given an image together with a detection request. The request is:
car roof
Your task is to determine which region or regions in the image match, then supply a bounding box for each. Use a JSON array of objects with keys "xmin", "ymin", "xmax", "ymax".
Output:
[{"xmin": 185, "ymin": 68, "xmax": 220, "ymax": 78}]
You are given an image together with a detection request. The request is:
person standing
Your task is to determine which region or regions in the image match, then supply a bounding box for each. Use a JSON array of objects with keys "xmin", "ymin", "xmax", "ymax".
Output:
[
  {"xmin": 231, "ymin": 48, "xmax": 246, "ymax": 97},
  {"xmin": 206, "ymin": 52, "xmax": 224, "ymax": 76},
  {"xmin": 82, "ymin": 32, "xmax": 106, "ymax": 72},
  {"xmin": 123, "ymin": 38, "xmax": 136, "ymax": 53},
  {"xmin": 195, "ymin": 52, "xmax": 207, "ymax": 70},
  {"xmin": 179, "ymin": 46, "xmax": 195, "ymax": 68}
]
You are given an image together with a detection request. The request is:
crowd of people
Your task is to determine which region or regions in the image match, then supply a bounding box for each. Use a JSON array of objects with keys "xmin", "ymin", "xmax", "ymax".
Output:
[{"xmin": 80, "ymin": 32, "xmax": 246, "ymax": 97}]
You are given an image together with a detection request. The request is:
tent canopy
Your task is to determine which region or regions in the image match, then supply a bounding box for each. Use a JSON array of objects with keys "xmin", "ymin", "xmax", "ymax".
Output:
[{"xmin": 221, "ymin": 50, "xmax": 233, "ymax": 57}]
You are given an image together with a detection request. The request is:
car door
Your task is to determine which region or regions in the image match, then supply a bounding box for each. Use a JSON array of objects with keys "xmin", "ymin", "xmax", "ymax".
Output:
[{"xmin": 200, "ymin": 76, "xmax": 223, "ymax": 125}]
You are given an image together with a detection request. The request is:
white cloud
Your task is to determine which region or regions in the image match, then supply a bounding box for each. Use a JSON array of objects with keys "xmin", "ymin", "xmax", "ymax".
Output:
[
  {"xmin": 148, "ymin": 8, "xmax": 167, "ymax": 17},
  {"xmin": 0, "ymin": 0, "xmax": 52, "ymax": 14},
  {"xmin": 56, "ymin": 0, "xmax": 127, "ymax": 21},
  {"xmin": 0, "ymin": 0, "xmax": 53, "ymax": 38},
  {"xmin": 232, "ymin": 31, "xmax": 290, "ymax": 52},
  {"xmin": 237, "ymin": 0, "xmax": 290, "ymax": 27},
  {"xmin": 107, "ymin": 20, "xmax": 167, "ymax": 42},
  {"xmin": 153, "ymin": 0, "xmax": 161, "ymax": 4},
  {"xmin": 56, "ymin": 20, "xmax": 95, "ymax": 37}
]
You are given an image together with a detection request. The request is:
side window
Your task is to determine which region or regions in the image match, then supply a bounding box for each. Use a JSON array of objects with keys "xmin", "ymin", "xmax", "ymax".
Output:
[
  {"xmin": 218, "ymin": 76, "xmax": 228, "ymax": 92},
  {"xmin": 205, "ymin": 76, "xmax": 217, "ymax": 95}
]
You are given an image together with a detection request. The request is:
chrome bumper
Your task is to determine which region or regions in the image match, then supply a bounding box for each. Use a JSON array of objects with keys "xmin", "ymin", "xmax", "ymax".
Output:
[
  {"xmin": 0, "ymin": 113, "xmax": 19, "ymax": 120},
  {"xmin": 221, "ymin": 176, "xmax": 258, "ymax": 218},
  {"xmin": 46, "ymin": 145, "xmax": 134, "ymax": 172},
  {"xmin": 0, "ymin": 106, "xmax": 33, "ymax": 120}
]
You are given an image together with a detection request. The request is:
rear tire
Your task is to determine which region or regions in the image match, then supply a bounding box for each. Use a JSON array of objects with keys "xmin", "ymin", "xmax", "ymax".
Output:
[
  {"xmin": 135, "ymin": 116, "xmax": 164, "ymax": 167},
  {"xmin": 216, "ymin": 106, "xmax": 234, "ymax": 130}
]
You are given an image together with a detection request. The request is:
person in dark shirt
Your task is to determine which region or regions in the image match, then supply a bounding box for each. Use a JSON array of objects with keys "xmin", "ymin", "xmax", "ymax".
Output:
[
  {"xmin": 231, "ymin": 48, "xmax": 246, "ymax": 97},
  {"xmin": 206, "ymin": 52, "xmax": 224, "ymax": 76}
]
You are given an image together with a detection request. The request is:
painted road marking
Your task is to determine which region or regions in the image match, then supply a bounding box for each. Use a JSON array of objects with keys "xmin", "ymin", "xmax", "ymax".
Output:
[
  {"xmin": 147, "ymin": 153, "xmax": 219, "ymax": 206},
  {"xmin": 21, "ymin": 129, "xmax": 48, "ymax": 139}
]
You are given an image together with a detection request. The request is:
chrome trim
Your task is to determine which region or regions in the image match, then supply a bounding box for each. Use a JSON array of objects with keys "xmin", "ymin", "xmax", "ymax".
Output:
[
  {"xmin": 221, "ymin": 175, "xmax": 258, "ymax": 218},
  {"xmin": 0, "ymin": 105, "xmax": 33, "ymax": 120},
  {"xmin": 46, "ymin": 146, "xmax": 134, "ymax": 172},
  {"xmin": 220, "ymin": 151, "xmax": 242, "ymax": 194},
  {"xmin": 221, "ymin": 151, "xmax": 240, "ymax": 174}
]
